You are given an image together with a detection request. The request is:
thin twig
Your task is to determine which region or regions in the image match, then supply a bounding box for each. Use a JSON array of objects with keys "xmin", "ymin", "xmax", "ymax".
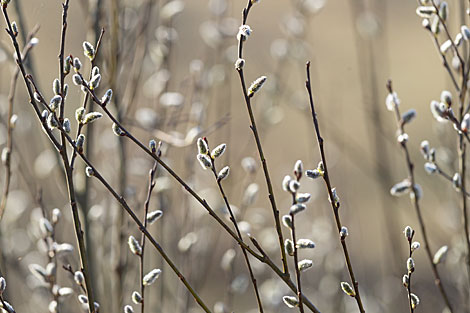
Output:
[
  {"xmin": 207, "ymin": 139, "xmax": 264, "ymax": 313},
  {"xmin": 235, "ymin": 0, "xmax": 290, "ymax": 276},
  {"xmin": 386, "ymin": 80, "xmax": 453, "ymax": 312},
  {"xmin": 139, "ymin": 144, "xmax": 161, "ymax": 313},
  {"xmin": 305, "ymin": 62, "xmax": 365, "ymax": 313},
  {"xmin": 290, "ymin": 190, "xmax": 304, "ymax": 313}
]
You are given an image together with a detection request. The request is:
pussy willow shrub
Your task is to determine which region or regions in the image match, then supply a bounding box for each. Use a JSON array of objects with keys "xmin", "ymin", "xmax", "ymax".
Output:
[{"xmin": 0, "ymin": 0, "xmax": 469, "ymax": 312}]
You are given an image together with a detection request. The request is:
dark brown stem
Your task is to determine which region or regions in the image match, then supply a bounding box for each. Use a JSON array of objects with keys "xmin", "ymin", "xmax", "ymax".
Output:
[
  {"xmin": 208, "ymin": 149, "xmax": 264, "ymax": 313},
  {"xmin": 305, "ymin": 62, "xmax": 365, "ymax": 313},
  {"xmin": 139, "ymin": 145, "xmax": 161, "ymax": 313},
  {"xmin": 406, "ymin": 234, "xmax": 415, "ymax": 313},
  {"xmin": 289, "ymin": 190, "xmax": 304, "ymax": 313},
  {"xmin": 235, "ymin": 0, "xmax": 289, "ymax": 276},
  {"xmin": 386, "ymin": 80, "xmax": 453, "ymax": 312}
]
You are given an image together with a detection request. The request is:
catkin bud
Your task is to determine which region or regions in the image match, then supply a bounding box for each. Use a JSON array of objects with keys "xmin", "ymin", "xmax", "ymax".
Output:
[
  {"xmin": 197, "ymin": 138, "xmax": 208, "ymax": 155},
  {"xmin": 85, "ymin": 166, "xmax": 95, "ymax": 177},
  {"xmin": 89, "ymin": 74, "xmax": 101, "ymax": 90},
  {"xmin": 248, "ymin": 76, "xmax": 267, "ymax": 97},
  {"xmin": 416, "ymin": 6, "xmax": 436, "ymax": 18},
  {"xmin": 128, "ymin": 236, "xmax": 142, "ymax": 256},
  {"xmin": 401, "ymin": 109, "xmax": 417, "ymax": 125},
  {"xmin": 92, "ymin": 66, "xmax": 100, "ymax": 77},
  {"xmin": 83, "ymin": 41, "xmax": 95, "ymax": 60},
  {"xmin": 146, "ymin": 210, "xmax": 163, "ymax": 225},
  {"xmin": 294, "ymin": 160, "xmax": 303, "ymax": 178},
  {"xmin": 1, "ymin": 148, "xmax": 10, "ymax": 165},
  {"xmin": 53, "ymin": 78, "xmax": 61, "ymax": 95},
  {"xmin": 211, "ymin": 143, "xmax": 226, "ymax": 159},
  {"xmin": 410, "ymin": 293, "xmax": 420, "ymax": 309},
  {"xmin": 72, "ymin": 74, "xmax": 83, "ymax": 86},
  {"xmin": 75, "ymin": 107, "xmax": 85, "ymax": 124},
  {"xmin": 390, "ymin": 180, "xmax": 411, "ymax": 196},
  {"xmin": 402, "ymin": 274, "xmax": 409, "ymax": 288},
  {"xmin": 297, "ymin": 239, "xmax": 315, "ymax": 249},
  {"xmin": 76, "ymin": 134, "xmax": 85, "ymax": 153},
  {"xmin": 74, "ymin": 271, "xmax": 84, "ymax": 285},
  {"xmin": 63, "ymin": 118, "xmax": 71, "ymax": 133},
  {"xmin": 112, "ymin": 123, "xmax": 126, "ymax": 136},
  {"xmin": 285, "ymin": 239, "xmax": 294, "ymax": 256},
  {"xmin": 101, "ymin": 89, "xmax": 113, "ymax": 106},
  {"xmin": 11, "ymin": 21, "xmax": 18, "ymax": 36},
  {"xmin": 124, "ymin": 305, "xmax": 134, "ymax": 313},
  {"xmin": 49, "ymin": 95, "xmax": 62, "ymax": 112},
  {"xmin": 73, "ymin": 58, "xmax": 82, "ymax": 71},
  {"xmin": 237, "ymin": 25, "xmax": 252, "ymax": 41},
  {"xmin": 462, "ymin": 113, "xmax": 470, "ymax": 133},
  {"xmin": 47, "ymin": 114, "xmax": 58, "ymax": 130},
  {"xmin": 64, "ymin": 55, "xmax": 72, "ymax": 74},
  {"xmin": 407, "ymin": 257, "xmax": 415, "ymax": 273},
  {"xmin": 83, "ymin": 112, "xmax": 103, "ymax": 124},
  {"xmin": 441, "ymin": 90, "xmax": 452, "ymax": 106},
  {"xmin": 34, "ymin": 92, "xmax": 42, "ymax": 103},
  {"xmin": 453, "ymin": 173, "xmax": 461, "ymax": 190},
  {"xmin": 282, "ymin": 175, "xmax": 292, "ymax": 191},
  {"xmin": 296, "ymin": 193, "xmax": 311, "ymax": 203},
  {"xmin": 340, "ymin": 226, "xmax": 348, "ymax": 239},
  {"xmin": 197, "ymin": 153, "xmax": 212, "ymax": 169},
  {"xmin": 298, "ymin": 259, "xmax": 313, "ymax": 272},
  {"xmin": 143, "ymin": 269, "xmax": 161, "ymax": 286},
  {"xmin": 386, "ymin": 92, "xmax": 400, "ymax": 111},
  {"xmin": 51, "ymin": 208, "xmax": 61, "ymax": 224},
  {"xmin": 440, "ymin": 39, "xmax": 452, "ymax": 54},
  {"xmin": 282, "ymin": 215, "xmax": 292, "ymax": 229},
  {"xmin": 411, "ymin": 241, "xmax": 420, "ymax": 252},
  {"xmin": 329, "ymin": 187, "xmax": 340, "ymax": 206},
  {"xmin": 462, "ymin": 25, "xmax": 470, "ymax": 40},
  {"xmin": 341, "ymin": 282, "xmax": 356, "ymax": 297},
  {"xmin": 132, "ymin": 291, "xmax": 142, "ymax": 304},
  {"xmin": 439, "ymin": 2, "xmax": 448, "ymax": 21},
  {"xmin": 49, "ymin": 300, "xmax": 57, "ymax": 313},
  {"xmin": 289, "ymin": 203, "xmax": 306, "ymax": 215},
  {"xmin": 433, "ymin": 245, "xmax": 448, "ymax": 264},
  {"xmin": 288, "ymin": 180, "xmax": 300, "ymax": 193},
  {"xmin": 420, "ymin": 140, "xmax": 430, "ymax": 159},
  {"xmin": 0, "ymin": 277, "xmax": 6, "ymax": 294},
  {"xmin": 235, "ymin": 58, "xmax": 245, "ymax": 70},
  {"xmin": 404, "ymin": 226, "xmax": 413, "ymax": 241},
  {"xmin": 305, "ymin": 169, "xmax": 321, "ymax": 179},
  {"xmin": 424, "ymin": 162, "xmax": 437, "ymax": 174},
  {"xmin": 217, "ymin": 166, "xmax": 230, "ymax": 181},
  {"xmin": 282, "ymin": 296, "xmax": 299, "ymax": 308}
]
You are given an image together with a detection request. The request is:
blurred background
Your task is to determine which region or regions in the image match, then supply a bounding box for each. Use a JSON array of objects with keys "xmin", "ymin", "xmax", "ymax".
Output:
[{"xmin": 0, "ymin": 0, "xmax": 468, "ymax": 312}]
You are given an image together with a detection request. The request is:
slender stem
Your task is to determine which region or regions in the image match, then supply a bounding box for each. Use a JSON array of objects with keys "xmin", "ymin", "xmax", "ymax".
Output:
[
  {"xmin": 0, "ymin": 25, "xmax": 39, "ymax": 220},
  {"xmin": 386, "ymin": 80, "xmax": 453, "ymax": 312},
  {"xmin": 140, "ymin": 145, "xmax": 161, "ymax": 313},
  {"xmin": 208, "ymin": 148, "xmax": 264, "ymax": 313},
  {"xmin": 289, "ymin": 190, "xmax": 304, "ymax": 313},
  {"xmin": 235, "ymin": 0, "xmax": 289, "ymax": 276},
  {"xmin": 305, "ymin": 62, "xmax": 365, "ymax": 313},
  {"xmin": 406, "ymin": 235, "xmax": 414, "ymax": 313}
]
